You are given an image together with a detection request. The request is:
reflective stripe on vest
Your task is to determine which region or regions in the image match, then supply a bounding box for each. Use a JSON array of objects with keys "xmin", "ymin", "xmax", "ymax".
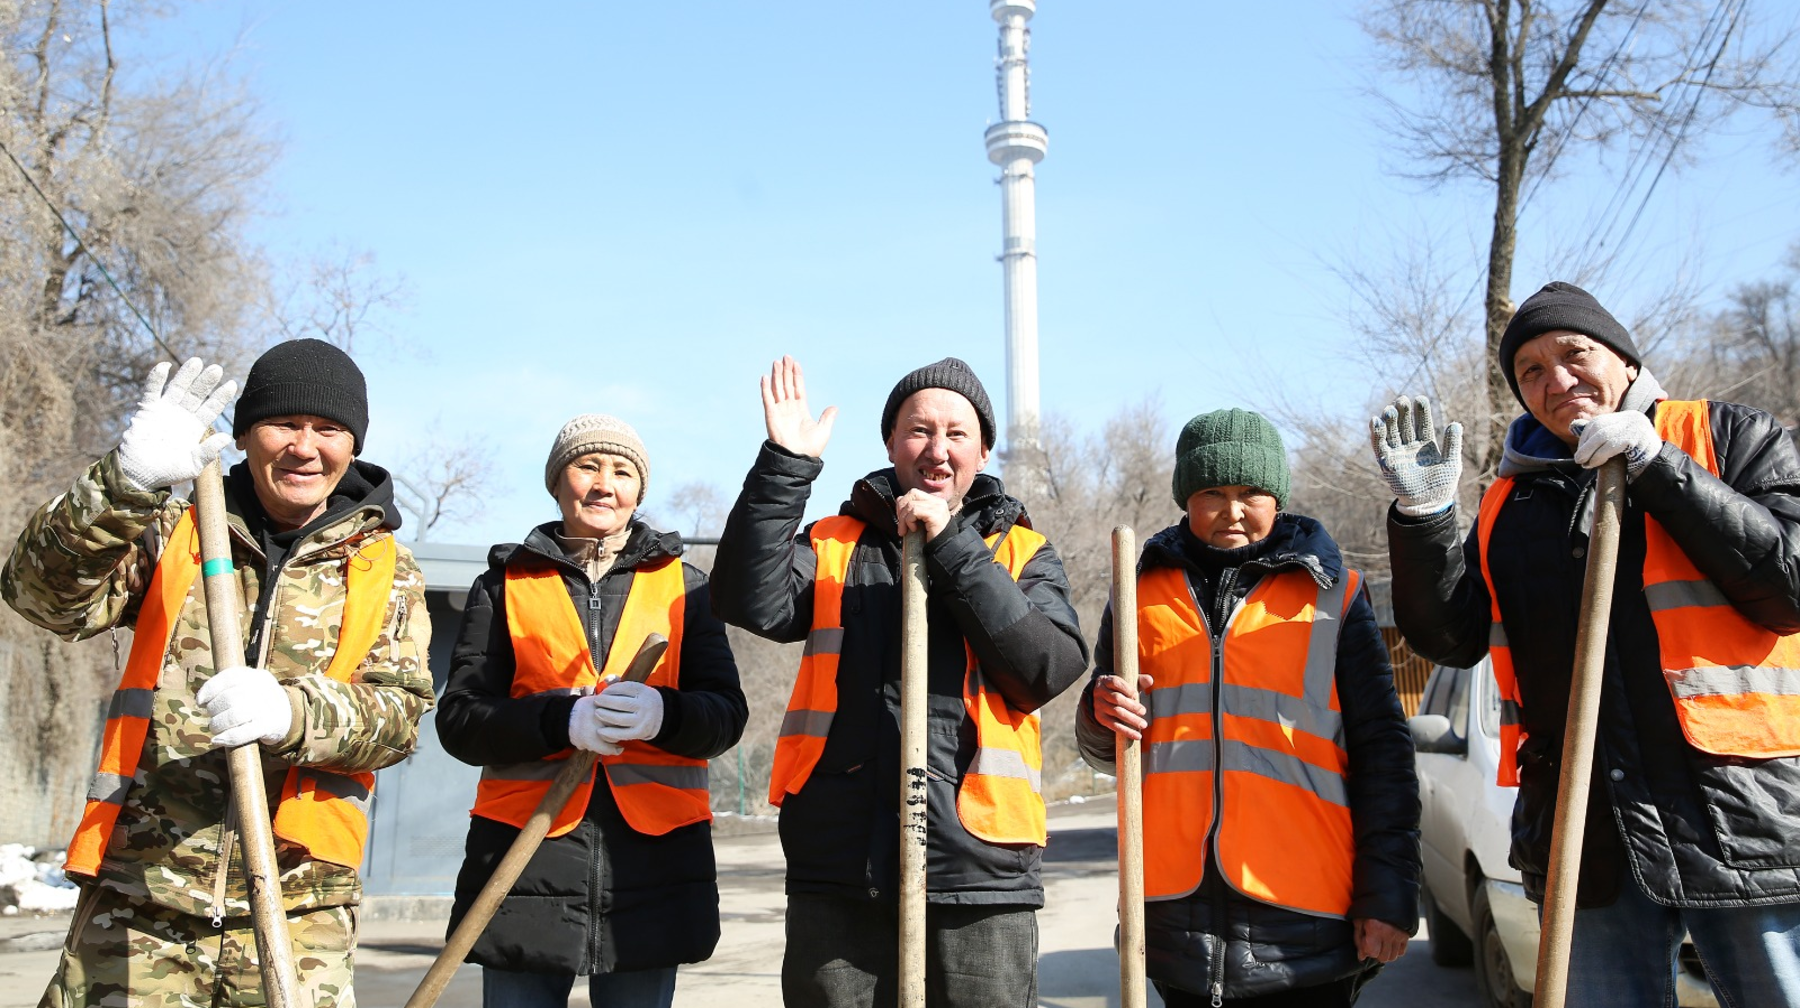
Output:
[
  {"xmin": 66, "ymin": 510, "xmax": 394, "ymax": 877},
  {"xmin": 475, "ymin": 557, "xmax": 706, "ymax": 838},
  {"xmin": 1138, "ymin": 563, "xmax": 1357, "ymax": 917},
  {"xmin": 769, "ymin": 517, "xmax": 1051, "ymax": 846},
  {"xmin": 1475, "ymin": 478, "xmax": 1527, "ymax": 787},
  {"xmin": 1643, "ymin": 399, "xmax": 1800, "ymax": 757}
]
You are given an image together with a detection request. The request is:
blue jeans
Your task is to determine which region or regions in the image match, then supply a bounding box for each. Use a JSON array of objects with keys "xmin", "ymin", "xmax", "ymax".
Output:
[
  {"xmin": 481, "ymin": 965, "xmax": 677, "ymax": 1008},
  {"xmin": 1559, "ymin": 875, "xmax": 1800, "ymax": 1008}
]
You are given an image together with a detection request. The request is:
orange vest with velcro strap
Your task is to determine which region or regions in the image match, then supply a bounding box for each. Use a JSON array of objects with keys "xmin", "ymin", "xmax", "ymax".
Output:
[
  {"xmin": 768, "ymin": 515, "xmax": 1051, "ymax": 846},
  {"xmin": 1478, "ymin": 399, "xmax": 1800, "ymax": 785},
  {"xmin": 472, "ymin": 556, "xmax": 709, "ymax": 838},
  {"xmin": 66, "ymin": 508, "xmax": 395, "ymax": 877},
  {"xmin": 1138, "ymin": 562, "xmax": 1358, "ymax": 917}
]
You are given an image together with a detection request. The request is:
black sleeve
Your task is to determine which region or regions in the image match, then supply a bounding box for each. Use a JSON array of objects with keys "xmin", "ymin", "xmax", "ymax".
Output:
[
  {"xmin": 1074, "ymin": 601, "xmax": 1119, "ymax": 774},
  {"xmin": 435, "ymin": 572, "xmax": 580, "ymax": 767},
  {"xmin": 926, "ymin": 522, "xmax": 1089, "ymax": 713},
  {"xmin": 1387, "ymin": 503, "xmax": 1493, "ymax": 670},
  {"xmin": 649, "ymin": 569, "xmax": 749, "ymax": 760},
  {"xmin": 1337, "ymin": 585, "xmax": 1422, "ymax": 933},
  {"xmin": 709, "ymin": 441, "xmax": 821, "ymax": 643},
  {"xmin": 1630, "ymin": 402, "xmax": 1800, "ymax": 633}
]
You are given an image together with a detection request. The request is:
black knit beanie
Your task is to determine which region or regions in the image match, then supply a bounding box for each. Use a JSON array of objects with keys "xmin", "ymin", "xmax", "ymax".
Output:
[
  {"xmin": 1171, "ymin": 409, "xmax": 1290, "ymax": 510},
  {"xmin": 232, "ymin": 338, "xmax": 370, "ymax": 453},
  {"xmin": 880, "ymin": 357, "xmax": 997, "ymax": 449},
  {"xmin": 1498, "ymin": 282, "xmax": 1641, "ymax": 406}
]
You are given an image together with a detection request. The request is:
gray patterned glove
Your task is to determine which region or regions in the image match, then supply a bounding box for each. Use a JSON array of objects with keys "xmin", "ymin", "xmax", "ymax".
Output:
[
  {"xmin": 1570, "ymin": 412, "xmax": 1661, "ymax": 480},
  {"xmin": 1369, "ymin": 395, "xmax": 1463, "ymax": 517}
]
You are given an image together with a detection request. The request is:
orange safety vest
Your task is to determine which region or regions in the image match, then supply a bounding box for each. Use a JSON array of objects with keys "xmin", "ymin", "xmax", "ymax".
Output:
[
  {"xmin": 472, "ymin": 556, "xmax": 709, "ymax": 838},
  {"xmin": 66, "ymin": 508, "xmax": 395, "ymax": 877},
  {"xmin": 768, "ymin": 516, "xmax": 1051, "ymax": 846},
  {"xmin": 1138, "ymin": 563, "xmax": 1358, "ymax": 917},
  {"xmin": 1478, "ymin": 399, "xmax": 1800, "ymax": 784}
]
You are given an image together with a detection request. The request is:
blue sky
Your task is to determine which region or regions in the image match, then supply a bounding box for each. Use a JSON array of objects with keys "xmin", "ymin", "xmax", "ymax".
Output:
[{"xmin": 141, "ymin": 2, "xmax": 1800, "ymax": 545}]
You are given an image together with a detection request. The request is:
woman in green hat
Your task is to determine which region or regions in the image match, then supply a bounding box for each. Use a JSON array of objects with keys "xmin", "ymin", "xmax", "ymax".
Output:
[{"xmin": 1075, "ymin": 408, "xmax": 1420, "ymax": 1007}]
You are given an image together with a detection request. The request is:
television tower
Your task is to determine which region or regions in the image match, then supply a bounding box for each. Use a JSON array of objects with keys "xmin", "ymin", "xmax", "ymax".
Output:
[{"xmin": 985, "ymin": 0, "xmax": 1047, "ymax": 481}]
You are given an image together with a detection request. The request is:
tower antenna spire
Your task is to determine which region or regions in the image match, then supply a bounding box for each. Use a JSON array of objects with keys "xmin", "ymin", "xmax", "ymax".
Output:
[{"xmin": 985, "ymin": 0, "xmax": 1047, "ymax": 497}]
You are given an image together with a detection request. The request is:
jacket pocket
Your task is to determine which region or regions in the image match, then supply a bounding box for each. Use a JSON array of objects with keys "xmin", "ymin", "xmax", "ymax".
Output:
[{"xmin": 1693, "ymin": 754, "xmax": 1800, "ymax": 868}]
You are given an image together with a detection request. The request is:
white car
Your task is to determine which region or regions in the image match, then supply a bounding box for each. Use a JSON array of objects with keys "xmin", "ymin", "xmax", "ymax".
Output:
[{"xmin": 1409, "ymin": 660, "xmax": 1718, "ymax": 1008}]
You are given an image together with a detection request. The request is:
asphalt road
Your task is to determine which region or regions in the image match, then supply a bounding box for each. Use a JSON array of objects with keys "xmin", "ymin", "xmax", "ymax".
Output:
[{"xmin": 0, "ymin": 799, "xmax": 1485, "ymax": 1007}]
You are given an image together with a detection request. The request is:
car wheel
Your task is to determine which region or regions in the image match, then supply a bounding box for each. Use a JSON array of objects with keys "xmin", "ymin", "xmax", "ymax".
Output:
[
  {"xmin": 1423, "ymin": 876, "xmax": 1474, "ymax": 967},
  {"xmin": 1472, "ymin": 883, "xmax": 1532, "ymax": 1008}
]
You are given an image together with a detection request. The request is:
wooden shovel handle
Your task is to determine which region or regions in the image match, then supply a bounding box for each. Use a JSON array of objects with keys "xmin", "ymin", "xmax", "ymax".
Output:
[
  {"xmin": 403, "ymin": 633, "xmax": 670, "ymax": 1008},
  {"xmin": 193, "ymin": 460, "xmax": 305, "ymax": 1008},
  {"xmin": 1113, "ymin": 525, "xmax": 1147, "ymax": 1008},
  {"xmin": 1533, "ymin": 458, "xmax": 1627, "ymax": 1008}
]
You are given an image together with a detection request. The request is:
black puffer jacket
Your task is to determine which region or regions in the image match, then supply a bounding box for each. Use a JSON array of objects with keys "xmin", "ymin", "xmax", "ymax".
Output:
[
  {"xmin": 1076, "ymin": 516, "xmax": 1419, "ymax": 999},
  {"xmin": 1390, "ymin": 397, "xmax": 1800, "ymax": 907},
  {"xmin": 709, "ymin": 442, "xmax": 1088, "ymax": 906},
  {"xmin": 437, "ymin": 521, "xmax": 746, "ymax": 974}
]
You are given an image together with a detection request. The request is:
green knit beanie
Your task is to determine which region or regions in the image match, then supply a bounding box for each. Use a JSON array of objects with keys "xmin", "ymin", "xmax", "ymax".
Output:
[{"xmin": 1171, "ymin": 409, "xmax": 1289, "ymax": 510}]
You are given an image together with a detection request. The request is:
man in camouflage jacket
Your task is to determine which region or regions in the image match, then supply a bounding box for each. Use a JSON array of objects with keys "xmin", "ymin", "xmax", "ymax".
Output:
[{"xmin": 2, "ymin": 340, "xmax": 433, "ymax": 1008}]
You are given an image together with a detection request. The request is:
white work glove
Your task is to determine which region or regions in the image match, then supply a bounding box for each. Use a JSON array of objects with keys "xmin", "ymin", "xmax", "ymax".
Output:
[
  {"xmin": 568, "ymin": 694, "xmax": 625, "ymax": 756},
  {"xmin": 1571, "ymin": 411, "xmax": 1662, "ymax": 480},
  {"xmin": 593, "ymin": 681, "xmax": 665, "ymax": 745},
  {"xmin": 116, "ymin": 359, "xmax": 237, "ymax": 491},
  {"xmin": 197, "ymin": 666, "xmax": 294, "ymax": 749},
  {"xmin": 1369, "ymin": 395, "xmax": 1464, "ymax": 517}
]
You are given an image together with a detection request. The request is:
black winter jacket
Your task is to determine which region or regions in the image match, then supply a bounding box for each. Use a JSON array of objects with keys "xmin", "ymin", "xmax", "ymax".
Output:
[
  {"xmin": 709, "ymin": 442, "xmax": 1088, "ymax": 905},
  {"xmin": 1075, "ymin": 516, "xmax": 1420, "ymax": 999},
  {"xmin": 1390, "ymin": 398, "xmax": 1800, "ymax": 907},
  {"xmin": 437, "ymin": 521, "xmax": 747, "ymax": 974}
]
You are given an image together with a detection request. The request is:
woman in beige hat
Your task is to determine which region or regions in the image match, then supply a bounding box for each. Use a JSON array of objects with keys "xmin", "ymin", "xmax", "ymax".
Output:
[{"xmin": 437, "ymin": 414, "xmax": 747, "ymax": 1008}]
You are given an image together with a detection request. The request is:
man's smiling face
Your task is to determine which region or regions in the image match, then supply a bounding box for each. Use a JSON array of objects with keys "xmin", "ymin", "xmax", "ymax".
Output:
[{"xmin": 885, "ymin": 388, "xmax": 991, "ymax": 512}]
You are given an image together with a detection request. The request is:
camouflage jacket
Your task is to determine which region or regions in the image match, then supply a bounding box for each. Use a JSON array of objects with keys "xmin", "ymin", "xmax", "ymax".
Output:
[{"xmin": 1, "ymin": 451, "xmax": 433, "ymax": 917}]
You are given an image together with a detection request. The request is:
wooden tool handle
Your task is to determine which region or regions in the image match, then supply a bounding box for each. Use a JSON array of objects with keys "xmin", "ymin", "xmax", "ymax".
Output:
[
  {"xmin": 1533, "ymin": 458, "xmax": 1627, "ymax": 1008},
  {"xmin": 899, "ymin": 530, "xmax": 929, "ymax": 1008},
  {"xmin": 193, "ymin": 461, "xmax": 305, "ymax": 1008},
  {"xmin": 1112, "ymin": 525, "xmax": 1147, "ymax": 1008}
]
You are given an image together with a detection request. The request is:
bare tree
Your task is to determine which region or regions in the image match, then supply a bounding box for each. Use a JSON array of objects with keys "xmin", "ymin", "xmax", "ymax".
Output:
[
  {"xmin": 1660, "ymin": 242, "xmax": 1800, "ymax": 426},
  {"xmin": 655, "ymin": 480, "xmax": 729, "ymax": 539},
  {"xmin": 1018, "ymin": 400, "xmax": 1177, "ymax": 798},
  {"xmin": 261, "ymin": 245, "xmax": 411, "ymax": 354},
  {"xmin": 0, "ymin": 0, "xmax": 284, "ymax": 845},
  {"xmin": 391, "ymin": 433, "xmax": 499, "ymax": 540},
  {"xmin": 1363, "ymin": 0, "xmax": 1800, "ymax": 465}
]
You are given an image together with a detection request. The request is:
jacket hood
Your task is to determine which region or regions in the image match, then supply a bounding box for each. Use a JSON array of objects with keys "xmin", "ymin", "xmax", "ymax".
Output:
[
  {"xmin": 839, "ymin": 468, "xmax": 1026, "ymax": 539},
  {"xmin": 1140, "ymin": 512, "xmax": 1346, "ymax": 589},
  {"xmin": 1498, "ymin": 368, "xmax": 1668, "ymax": 479},
  {"xmin": 227, "ymin": 456, "xmax": 400, "ymax": 547},
  {"xmin": 486, "ymin": 519, "xmax": 685, "ymax": 576}
]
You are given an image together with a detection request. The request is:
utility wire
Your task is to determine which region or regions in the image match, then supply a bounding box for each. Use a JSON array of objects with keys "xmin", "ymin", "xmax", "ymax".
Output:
[
  {"xmin": 0, "ymin": 134, "xmax": 180, "ymax": 361},
  {"xmin": 1610, "ymin": 0, "xmax": 1743, "ymax": 255}
]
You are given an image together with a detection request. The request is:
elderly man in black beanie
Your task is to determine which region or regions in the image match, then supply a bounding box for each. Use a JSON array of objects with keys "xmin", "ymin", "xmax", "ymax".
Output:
[
  {"xmin": 710, "ymin": 355, "xmax": 1087, "ymax": 1008},
  {"xmin": 1370, "ymin": 282, "xmax": 1800, "ymax": 1006},
  {"xmin": 3, "ymin": 338, "xmax": 433, "ymax": 1008}
]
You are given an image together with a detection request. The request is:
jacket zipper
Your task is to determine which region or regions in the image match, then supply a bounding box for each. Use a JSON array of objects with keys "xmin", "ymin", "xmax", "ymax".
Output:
[
  {"xmin": 1189, "ymin": 565, "xmax": 1239, "ymax": 1008},
  {"xmin": 584, "ymin": 569, "xmax": 606, "ymax": 974}
]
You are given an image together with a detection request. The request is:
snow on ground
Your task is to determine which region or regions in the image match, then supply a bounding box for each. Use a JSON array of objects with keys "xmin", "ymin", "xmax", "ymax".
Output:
[{"xmin": 0, "ymin": 846, "xmax": 78, "ymax": 915}]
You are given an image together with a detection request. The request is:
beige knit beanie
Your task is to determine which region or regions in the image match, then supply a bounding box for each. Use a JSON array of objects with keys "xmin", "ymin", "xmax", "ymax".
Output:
[{"xmin": 544, "ymin": 414, "xmax": 651, "ymax": 500}]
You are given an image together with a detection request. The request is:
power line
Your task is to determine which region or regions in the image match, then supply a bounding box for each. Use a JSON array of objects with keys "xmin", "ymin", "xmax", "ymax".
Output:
[
  {"xmin": 1610, "ymin": 0, "xmax": 1744, "ymax": 255},
  {"xmin": 0, "ymin": 134, "xmax": 181, "ymax": 361}
]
